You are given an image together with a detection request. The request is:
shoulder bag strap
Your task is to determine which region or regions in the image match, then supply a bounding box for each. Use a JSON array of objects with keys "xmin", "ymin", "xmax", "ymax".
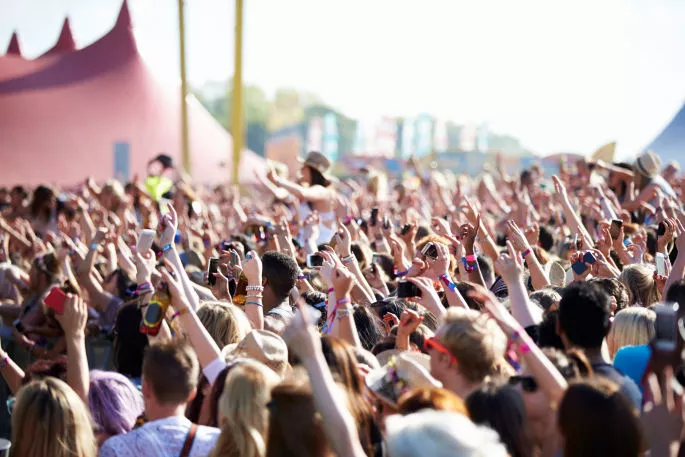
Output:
[{"xmin": 179, "ymin": 423, "xmax": 198, "ymax": 457}]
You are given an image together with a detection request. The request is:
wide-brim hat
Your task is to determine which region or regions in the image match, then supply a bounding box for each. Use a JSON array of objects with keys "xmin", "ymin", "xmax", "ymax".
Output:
[
  {"xmin": 223, "ymin": 330, "xmax": 288, "ymax": 377},
  {"xmin": 544, "ymin": 260, "xmax": 567, "ymax": 287},
  {"xmin": 635, "ymin": 151, "xmax": 661, "ymax": 178},
  {"xmin": 366, "ymin": 352, "xmax": 442, "ymax": 407},
  {"xmin": 299, "ymin": 151, "xmax": 332, "ymax": 178}
]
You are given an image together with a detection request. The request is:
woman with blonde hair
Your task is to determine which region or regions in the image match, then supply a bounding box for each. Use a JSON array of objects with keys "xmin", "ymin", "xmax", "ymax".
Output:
[
  {"xmin": 197, "ymin": 301, "xmax": 252, "ymax": 349},
  {"xmin": 212, "ymin": 360, "xmax": 281, "ymax": 457},
  {"xmin": 619, "ymin": 264, "xmax": 661, "ymax": 307},
  {"xmin": 11, "ymin": 377, "xmax": 97, "ymax": 457},
  {"xmin": 607, "ymin": 307, "xmax": 655, "ymax": 359}
]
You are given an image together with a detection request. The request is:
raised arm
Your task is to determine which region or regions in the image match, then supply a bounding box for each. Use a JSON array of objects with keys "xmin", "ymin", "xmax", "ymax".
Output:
[
  {"xmin": 161, "ymin": 261, "xmax": 221, "ymax": 369},
  {"xmin": 495, "ymin": 241, "xmax": 542, "ymax": 328},
  {"xmin": 505, "ymin": 220, "xmax": 550, "ymax": 291},
  {"xmin": 282, "ymin": 302, "xmax": 367, "ymax": 457},
  {"xmin": 553, "ymin": 175, "xmax": 594, "ymax": 249},
  {"xmin": 471, "ymin": 286, "xmax": 567, "ymax": 406},
  {"xmin": 55, "ymin": 294, "xmax": 90, "ymax": 404}
]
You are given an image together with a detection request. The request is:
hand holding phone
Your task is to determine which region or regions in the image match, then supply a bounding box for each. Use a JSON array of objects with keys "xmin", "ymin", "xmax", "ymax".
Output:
[
  {"xmin": 421, "ymin": 242, "xmax": 438, "ymax": 260},
  {"xmin": 370, "ymin": 207, "xmax": 379, "ymax": 227},
  {"xmin": 609, "ymin": 219, "xmax": 623, "ymax": 240},
  {"xmin": 397, "ymin": 281, "xmax": 422, "ymax": 298},
  {"xmin": 307, "ymin": 253, "xmax": 324, "ymax": 268},
  {"xmin": 207, "ymin": 258, "xmax": 219, "ymax": 286}
]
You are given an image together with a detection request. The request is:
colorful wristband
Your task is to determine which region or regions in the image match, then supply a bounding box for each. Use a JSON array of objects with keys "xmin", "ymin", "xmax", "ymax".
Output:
[
  {"xmin": 171, "ymin": 308, "xmax": 189, "ymax": 321},
  {"xmin": 521, "ymin": 248, "xmax": 531, "ymax": 258},
  {"xmin": 162, "ymin": 243, "xmax": 173, "ymax": 253},
  {"xmin": 336, "ymin": 297, "xmax": 350, "ymax": 307}
]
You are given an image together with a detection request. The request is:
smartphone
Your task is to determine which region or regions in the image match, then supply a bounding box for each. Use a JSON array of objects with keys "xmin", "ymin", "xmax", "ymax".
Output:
[
  {"xmin": 229, "ymin": 251, "xmax": 241, "ymax": 269},
  {"xmin": 159, "ymin": 198, "xmax": 172, "ymax": 216},
  {"xmin": 370, "ymin": 207, "xmax": 379, "ymax": 227},
  {"xmin": 137, "ymin": 229, "xmax": 156, "ymax": 254},
  {"xmin": 421, "ymin": 242, "xmax": 438, "ymax": 260},
  {"xmin": 306, "ymin": 253, "xmax": 324, "ymax": 268},
  {"xmin": 397, "ymin": 281, "xmax": 422, "ymax": 298},
  {"xmin": 609, "ymin": 219, "xmax": 623, "ymax": 240},
  {"xmin": 656, "ymin": 252, "xmax": 667, "ymax": 276},
  {"xmin": 45, "ymin": 287, "xmax": 67, "ymax": 315},
  {"xmin": 657, "ymin": 222, "xmax": 666, "ymax": 237},
  {"xmin": 207, "ymin": 258, "xmax": 219, "ymax": 286},
  {"xmin": 372, "ymin": 253, "xmax": 382, "ymax": 265},
  {"xmin": 383, "ymin": 217, "xmax": 390, "ymax": 230},
  {"xmin": 572, "ymin": 260, "xmax": 588, "ymax": 275},
  {"xmin": 653, "ymin": 302, "xmax": 679, "ymax": 351},
  {"xmin": 583, "ymin": 252, "xmax": 596, "ymax": 264},
  {"xmin": 400, "ymin": 224, "xmax": 411, "ymax": 236}
]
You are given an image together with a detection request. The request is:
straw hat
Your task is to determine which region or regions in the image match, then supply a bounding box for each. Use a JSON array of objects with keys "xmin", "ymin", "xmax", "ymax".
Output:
[
  {"xmin": 544, "ymin": 260, "xmax": 567, "ymax": 287},
  {"xmin": 299, "ymin": 151, "xmax": 332, "ymax": 177},
  {"xmin": 634, "ymin": 151, "xmax": 662, "ymax": 178},
  {"xmin": 366, "ymin": 352, "xmax": 442, "ymax": 406},
  {"xmin": 222, "ymin": 330, "xmax": 288, "ymax": 377}
]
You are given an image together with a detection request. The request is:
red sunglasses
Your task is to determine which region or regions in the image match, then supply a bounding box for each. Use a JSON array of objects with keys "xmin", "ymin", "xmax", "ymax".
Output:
[{"xmin": 424, "ymin": 337, "xmax": 458, "ymax": 365}]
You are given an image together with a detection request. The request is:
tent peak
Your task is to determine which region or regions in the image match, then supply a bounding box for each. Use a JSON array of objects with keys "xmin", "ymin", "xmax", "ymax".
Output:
[
  {"xmin": 41, "ymin": 18, "xmax": 76, "ymax": 57},
  {"xmin": 5, "ymin": 32, "xmax": 22, "ymax": 56},
  {"xmin": 115, "ymin": 0, "xmax": 132, "ymax": 30}
]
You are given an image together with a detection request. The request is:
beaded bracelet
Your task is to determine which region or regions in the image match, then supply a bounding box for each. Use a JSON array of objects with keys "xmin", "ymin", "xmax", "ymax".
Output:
[{"xmin": 246, "ymin": 285, "xmax": 264, "ymax": 292}]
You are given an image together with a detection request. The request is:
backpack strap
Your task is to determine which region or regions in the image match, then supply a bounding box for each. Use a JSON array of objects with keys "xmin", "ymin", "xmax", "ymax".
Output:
[{"xmin": 179, "ymin": 423, "xmax": 198, "ymax": 457}]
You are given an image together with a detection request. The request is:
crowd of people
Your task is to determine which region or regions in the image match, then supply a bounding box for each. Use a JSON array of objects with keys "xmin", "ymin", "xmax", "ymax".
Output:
[{"xmin": 0, "ymin": 148, "xmax": 684, "ymax": 457}]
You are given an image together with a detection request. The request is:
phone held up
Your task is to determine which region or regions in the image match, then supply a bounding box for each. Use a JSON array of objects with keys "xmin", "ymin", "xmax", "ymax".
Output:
[
  {"xmin": 609, "ymin": 219, "xmax": 623, "ymax": 240},
  {"xmin": 207, "ymin": 257, "xmax": 220, "ymax": 286},
  {"xmin": 397, "ymin": 281, "xmax": 422, "ymax": 299},
  {"xmin": 307, "ymin": 253, "xmax": 324, "ymax": 268},
  {"xmin": 421, "ymin": 242, "xmax": 438, "ymax": 260}
]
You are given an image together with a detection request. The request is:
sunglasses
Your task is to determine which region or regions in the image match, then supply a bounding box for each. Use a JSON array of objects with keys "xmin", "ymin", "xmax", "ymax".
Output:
[
  {"xmin": 509, "ymin": 375, "xmax": 538, "ymax": 393},
  {"xmin": 423, "ymin": 337, "xmax": 458, "ymax": 365}
]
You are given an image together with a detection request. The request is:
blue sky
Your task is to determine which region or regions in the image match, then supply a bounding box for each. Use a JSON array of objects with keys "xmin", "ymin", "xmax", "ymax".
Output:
[{"xmin": 2, "ymin": 0, "xmax": 685, "ymax": 158}]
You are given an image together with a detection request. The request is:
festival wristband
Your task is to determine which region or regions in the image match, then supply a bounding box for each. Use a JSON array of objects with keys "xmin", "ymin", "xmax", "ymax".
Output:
[{"xmin": 162, "ymin": 243, "xmax": 173, "ymax": 253}]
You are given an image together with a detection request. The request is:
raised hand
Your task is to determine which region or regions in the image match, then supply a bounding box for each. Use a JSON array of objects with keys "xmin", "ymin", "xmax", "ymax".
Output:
[
  {"xmin": 495, "ymin": 241, "xmax": 525, "ymax": 284},
  {"xmin": 504, "ymin": 220, "xmax": 531, "ymax": 253},
  {"xmin": 158, "ymin": 202, "xmax": 178, "ymax": 247},
  {"xmin": 242, "ymin": 250, "xmax": 263, "ymax": 287},
  {"xmin": 332, "ymin": 265, "xmax": 355, "ymax": 298},
  {"xmin": 55, "ymin": 294, "xmax": 88, "ymax": 338},
  {"xmin": 134, "ymin": 249, "xmax": 156, "ymax": 283}
]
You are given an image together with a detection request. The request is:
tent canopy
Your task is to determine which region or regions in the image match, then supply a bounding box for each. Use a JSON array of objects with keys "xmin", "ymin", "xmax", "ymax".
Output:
[
  {"xmin": 0, "ymin": 1, "xmax": 263, "ymax": 186},
  {"xmin": 645, "ymin": 102, "xmax": 685, "ymax": 166}
]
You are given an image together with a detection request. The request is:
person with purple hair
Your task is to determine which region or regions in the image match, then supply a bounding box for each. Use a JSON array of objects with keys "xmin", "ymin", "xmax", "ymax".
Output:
[{"xmin": 88, "ymin": 370, "xmax": 144, "ymax": 446}]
